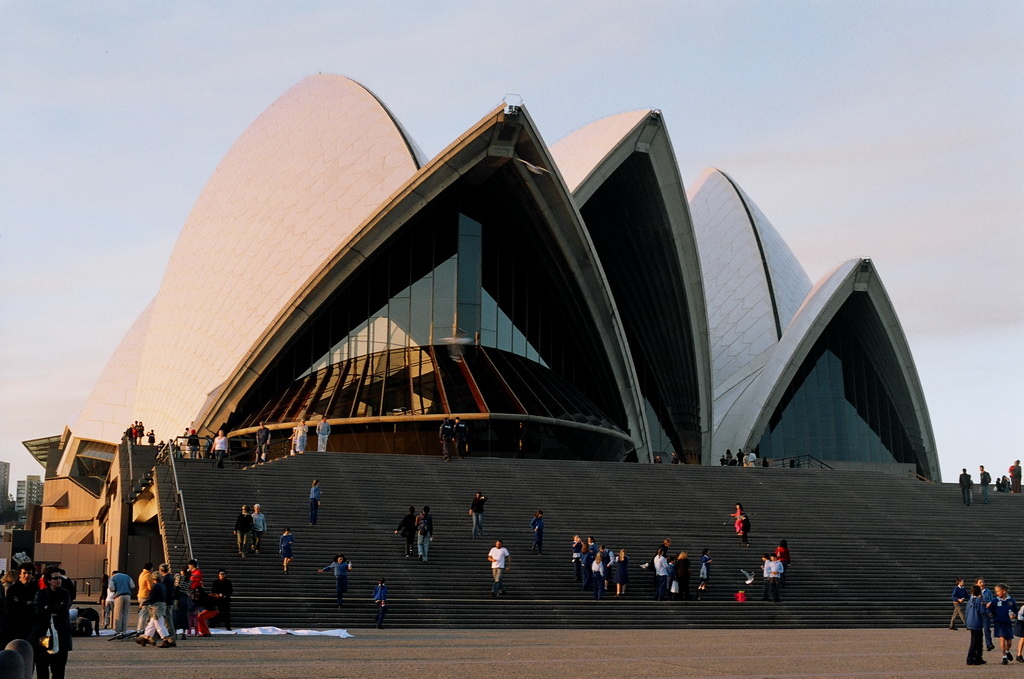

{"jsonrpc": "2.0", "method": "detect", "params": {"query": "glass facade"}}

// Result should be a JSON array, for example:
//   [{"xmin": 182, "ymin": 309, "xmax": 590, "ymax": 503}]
[
  {"xmin": 755, "ymin": 294, "xmax": 927, "ymax": 476},
  {"xmin": 229, "ymin": 169, "xmax": 632, "ymax": 460}
]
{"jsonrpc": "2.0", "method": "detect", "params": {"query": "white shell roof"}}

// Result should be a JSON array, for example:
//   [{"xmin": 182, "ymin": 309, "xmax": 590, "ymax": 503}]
[
  {"xmin": 71, "ymin": 75, "xmax": 420, "ymax": 445},
  {"xmin": 65, "ymin": 302, "xmax": 153, "ymax": 462},
  {"xmin": 549, "ymin": 110, "xmax": 652, "ymax": 194}
]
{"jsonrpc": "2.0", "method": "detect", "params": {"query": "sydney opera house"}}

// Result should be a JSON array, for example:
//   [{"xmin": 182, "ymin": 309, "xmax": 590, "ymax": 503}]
[{"xmin": 26, "ymin": 75, "xmax": 938, "ymax": 552}]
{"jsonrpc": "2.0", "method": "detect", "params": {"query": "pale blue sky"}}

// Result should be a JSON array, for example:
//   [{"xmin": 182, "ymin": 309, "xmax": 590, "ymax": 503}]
[{"xmin": 1, "ymin": 1, "xmax": 1021, "ymax": 488}]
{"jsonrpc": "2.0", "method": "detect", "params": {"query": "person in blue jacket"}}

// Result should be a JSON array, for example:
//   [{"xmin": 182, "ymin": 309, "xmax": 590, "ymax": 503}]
[
  {"xmin": 318, "ymin": 555, "xmax": 351, "ymax": 608},
  {"xmin": 987, "ymin": 583, "xmax": 1018, "ymax": 665},
  {"xmin": 965, "ymin": 584, "xmax": 987, "ymax": 665},
  {"xmin": 530, "ymin": 511, "xmax": 544, "ymax": 554},
  {"xmin": 976, "ymin": 578, "xmax": 996, "ymax": 650},
  {"xmin": 950, "ymin": 577, "xmax": 967, "ymax": 630},
  {"xmin": 373, "ymin": 578, "xmax": 388, "ymax": 629}
]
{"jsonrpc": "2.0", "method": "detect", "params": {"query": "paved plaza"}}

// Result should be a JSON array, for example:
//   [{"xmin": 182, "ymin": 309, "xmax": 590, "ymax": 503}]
[{"xmin": 62, "ymin": 628, "xmax": 1008, "ymax": 678}]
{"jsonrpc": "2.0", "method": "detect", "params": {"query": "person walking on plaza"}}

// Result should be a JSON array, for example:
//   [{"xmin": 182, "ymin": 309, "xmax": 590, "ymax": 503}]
[
  {"xmin": 965, "ymin": 584, "xmax": 987, "ymax": 665},
  {"xmin": 979, "ymin": 465, "xmax": 991, "ymax": 504},
  {"xmin": 987, "ymin": 583, "xmax": 1017, "ymax": 664},
  {"xmin": 530, "ymin": 510, "xmax": 544, "ymax": 554},
  {"xmin": 950, "ymin": 577, "xmax": 967, "ymax": 630},
  {"xmin": 469, "ymin": 491, "xmax": 487, "ymax": 538},
  {"xmin": 1011, "ymin": 460, "xmax": 1021, "ymax": 494},
  {"xmin": 251, "ymin": 504, "xmax": 267, "ymax": 554},
  {"xmin": 107, "ymin": 568, "xmax": 135, "ymax": 634},
  {"xmin": 394, "ymin": 506, "xmax": 417, "ymax": 558},
  {"xmin": 488, "ymin": 539, "xmax": 510, "ymax": 597},
  {"xmin": 373, "ymin": 578, "xmax": 388, "ymax": 629},
  {"xmin": 318, "ymin": 555, "xmax": 351, "ymax": 608},
  {"xmin": 6, "ymin": 563, "xmax": 40, "ymax": 643},
  {"xmin": 136, "ymin": 567, "xmax": 172, "ymax": 647},
  {"xmin": 316, "ymin": 416, "xmax": 331, "ymax": 452},
  {"xmin": 210, "ymin": 570, "xmax": 233, "ymax": 630},
  {"xmin": 280, "ymin": 528, "xmax": 295, "ymax": 573},
  {"xmin": 416, "ymin": 506, "xmax": 433, "ymax": 562},
  {"xmin": 255, "ymin": 422, "xmax": 270, "ymax": 463},
  {"xmin": 958, "ymin": 468, "xmax": 973, "ymax": 506},
  {"xmin": 291, "ymin": 419, "xmax": 308, "ymax": 455},
  {"xmin": 309, "ymin": 479, "xmax": 321, "ymax": 525},
  {"xmin": 977, "ymin": 578, "xmax": 996, "ymax": 650},
  {"xmin": 135, "ymin": 563, "xmax": 155, "ymax": 632},
  {"xmin": 33, "ymin": 568, "xmax": 73, "ymax": 677},
  {"xmin": 234, "ymin": 505, "xmax": 253, "ymax": 557}
]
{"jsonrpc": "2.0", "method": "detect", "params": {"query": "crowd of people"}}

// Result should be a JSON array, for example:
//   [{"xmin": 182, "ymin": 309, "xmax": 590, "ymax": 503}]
[
  {"xmin": 958, "ymin": 461, "xmax": 1022, "ymax": 505},
  {"xmin": 950, "ymin": 577, "xmax": 1023, "ymax": 665}
]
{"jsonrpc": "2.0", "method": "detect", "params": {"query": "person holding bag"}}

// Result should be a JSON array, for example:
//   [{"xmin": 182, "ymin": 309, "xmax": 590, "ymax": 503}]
[{"xmin": 33, "ymin": 568, "xmax": 73, "ymax": 679}]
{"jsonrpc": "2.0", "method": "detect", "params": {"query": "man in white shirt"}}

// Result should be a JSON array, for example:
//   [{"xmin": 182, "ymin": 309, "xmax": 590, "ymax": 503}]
[
  {"xmin": 487, "ymin": 540, "xmax": 510, "ymax": 597},
  {"xmin": 653, "ymin": 548, "xmax": 671, "ymax": 600}
]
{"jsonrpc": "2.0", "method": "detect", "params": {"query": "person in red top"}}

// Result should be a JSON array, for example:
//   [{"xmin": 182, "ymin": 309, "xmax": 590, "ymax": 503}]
[
  {"xmin": 774, "ymin": 540, "xmax": 791, "ymax": 587},
  {"xmin": 187, "ymin": 560, "xmax": 203, "ymax": 589}
]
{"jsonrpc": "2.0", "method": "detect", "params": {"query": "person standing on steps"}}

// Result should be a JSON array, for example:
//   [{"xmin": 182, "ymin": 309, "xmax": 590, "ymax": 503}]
[
  {"xmin": 316, "ymin": 416, "xmax": 331, "ymax": 452},
  {"xmin": 416, "ymin": 506, "xmax": 433, "ymax": 562},
  {"xmin": 438, "ymin": 417, "xmax": 455, "ymax": 461},
  {"xmin": 530, "ymin": 510, "xmax": 544, "ymax": 554},
  {"xmin": 979, "ymin": 466, "xmax": 991, "ymax": 504},
  {"xmin": 571, "ymin": 535, "xmax": 584, "ymax": 582},
  {"xmin": 255, "ymin": 422, "xmax": 270, "ymax": 463},
  {"xmin": 233, "ymin": 505, "xmax": 253, "ymax": 558},
  {"xmin": 309, "ymin": 480, "xmax": 321, "ymax": 525},
  {"xmin": 453, "ymin": 416, "xmax": 469, "ymax": 458},
  {"xmin": 213, "ymin": 429, "xmax": 229, "ymax": 467},
  {"xmin": 251, "ymin": 504, "xmax": 267, "ymax": 554},
  {"xmin": 318, "ymin": 555, "xmax": 351, "ymax": 608},
  {"xmin": 696, "ymin": 548, "xmax": 712, "ymax": 600},
  {"xmin": 291, "ymin": 418, "xmax": 308, "ymax": 455},
  {"xmin": 615, "ymin": 549, "xmax": 630, "ymax": 596},
  {"xmin": 1011, "ymin": 460, "xmax": 1021, "ymax": 494},
  {"xmin": 373, "ymin": 578, "xmax": 388, "ymax": 628},
  {"xmin": 950, "ymin": 577, "xmax": 968, "ymax": 630},
  {"xmin": 959, "ymin": 468, "xmax": 973, "ymax": 506},
  {"xmin": 488, "ymin": 539, "xmax": 510, "ymax": 597},
  {"xmin": 394, "ymin": 506, "xmax": 417, "ymax": 558},
  {"xmin": 470, "ymin": 491, "xmax": 487, "ymax": 538},
  {"xmin": 279, "ymin": 528, "xmax": 295, "ymax": 573},
  {"xmin": 731, "ymin": 503, "xmax": 751, "ymax": 547},
  {"xmin": 766, "ymin": 553, "xmax": 784, "ymax": 603}
]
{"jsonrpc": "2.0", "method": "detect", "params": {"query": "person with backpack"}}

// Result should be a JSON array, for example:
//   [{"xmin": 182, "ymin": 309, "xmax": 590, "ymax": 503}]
[
  {"xmin": 979, "ymin": 466, "xmax": 992, "ymax": 504},
  {"xmin": 416, "ymin": 507, "xmax": 433, "ymax": 562}
]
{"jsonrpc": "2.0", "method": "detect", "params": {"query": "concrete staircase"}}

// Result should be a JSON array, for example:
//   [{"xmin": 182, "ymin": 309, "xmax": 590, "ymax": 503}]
[{"xmin": 170, "ymin": 452, "xmax": 1023, "ymax": 629}]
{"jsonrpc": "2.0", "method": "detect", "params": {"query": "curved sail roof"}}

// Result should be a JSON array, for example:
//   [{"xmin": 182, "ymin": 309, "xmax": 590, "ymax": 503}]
[{"xmin": 70, "ymin": 75, "xmax": 421, "ymax": 445}]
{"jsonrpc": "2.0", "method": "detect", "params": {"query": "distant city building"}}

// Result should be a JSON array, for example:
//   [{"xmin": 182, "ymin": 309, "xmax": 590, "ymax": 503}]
[
  {"xmin": 15, "ymin": 475, "xmax": 43, "ymax": 514},
  {"xmin": 0, "ymin": 460, "xmax": 9, "ymax": 505}
]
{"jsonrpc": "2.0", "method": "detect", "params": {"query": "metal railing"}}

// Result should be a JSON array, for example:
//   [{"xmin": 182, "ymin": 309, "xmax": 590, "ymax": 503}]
[{"xmin": 156, "ymin": 440, "xmax": 193, "ymax": 568}]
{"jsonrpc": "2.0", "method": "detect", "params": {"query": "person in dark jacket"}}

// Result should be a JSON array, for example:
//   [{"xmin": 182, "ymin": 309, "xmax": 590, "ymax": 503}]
[
  {"xmin": 965, "ymin": 585, "xmax": 987, "ymax": 665},
  {"xmin": 33, "ymin": 568, "xmax": 73, "ymax": 679},
  {"xmin": 210, "ymin": 570, "xmax": 233, "ymax": 630},
  {"xmin": 234, "ymin": 505, "xmax": 254, "ymax": 557},
  {"xmin": 394, "ymin": 506, "xmax": 417, "ymax": 558},
  {"xmin": 6, "ymin": 564, "xmax": 38, "ymax": 644}
]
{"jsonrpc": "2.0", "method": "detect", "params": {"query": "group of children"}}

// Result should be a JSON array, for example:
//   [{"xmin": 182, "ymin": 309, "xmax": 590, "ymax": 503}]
[{"xmin": 951, "ymin": 577, "xmax": 1022, "ymax": 666}]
